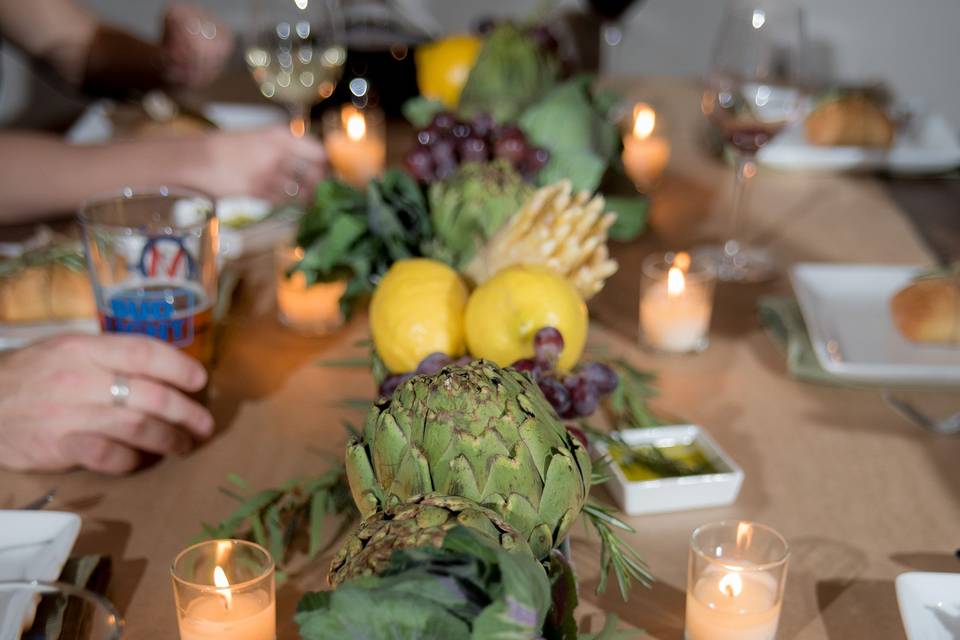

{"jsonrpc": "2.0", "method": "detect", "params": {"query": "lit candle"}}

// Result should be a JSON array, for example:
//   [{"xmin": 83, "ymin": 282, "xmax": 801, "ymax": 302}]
[
  {"xmin": 177, "ymin": 566, "xmax": 276, "ymax": 640},
  {"xmin": 685, "ymin": 522, "xmax": 789, "ymax": 640},
  {"xmin": 622, "ymin": 103, "xmax": 671, "ymax": 191},
  {"xmin": 685, "ymin": 568, "xmax": 782, "ymax": 640},
  {"xmin": 276, "ymin": 246, "xmax": 346, "ymax": 335},
  {"xmin": 324, "ymin": 105, "xmax": 386, "ymax": 188},
  {"xmin": 172, "ymin": 540, "xmax": 276, "ymax": 640},
  {"xmin": 639, "ymin": 251, "xmax": 715, "ymax": 353}
]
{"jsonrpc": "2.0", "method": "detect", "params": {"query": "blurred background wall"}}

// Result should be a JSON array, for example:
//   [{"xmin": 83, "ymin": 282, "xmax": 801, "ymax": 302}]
[{"xmin": 2, "ymin": 0, "xmax": 959, "ymax": 128}]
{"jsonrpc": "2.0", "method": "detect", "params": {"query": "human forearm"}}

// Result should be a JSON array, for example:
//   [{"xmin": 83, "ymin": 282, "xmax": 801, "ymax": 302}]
[{"xmin": 0, "ymin": 133, "xmax": 210, "ymax": 223}]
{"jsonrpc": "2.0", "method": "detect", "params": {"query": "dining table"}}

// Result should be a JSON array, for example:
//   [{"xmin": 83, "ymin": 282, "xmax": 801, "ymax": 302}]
[{"xmin": 2, "ymin": 76, "xmax": 959, "ymax": 640}]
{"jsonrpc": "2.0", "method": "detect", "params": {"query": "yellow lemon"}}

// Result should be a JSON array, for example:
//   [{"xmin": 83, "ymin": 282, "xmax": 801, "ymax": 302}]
[
  {"xmin": 465, "ymin": 265, "xmax": 588, "ymax": 371},
  {"xmin": 415, "ymin": 35, "xmax": 482, "ymax": 109},
  {"xmin": 370, "ymin": 258, "xmax": 469, "ymax": 373}
]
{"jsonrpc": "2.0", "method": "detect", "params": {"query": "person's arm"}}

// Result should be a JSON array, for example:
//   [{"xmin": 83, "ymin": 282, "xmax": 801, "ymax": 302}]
[
  {"xmin": 0, "ymin": 0, "xmax": 233, "ymax": 96},
  {"xmin": 0, "ymin": 0, "xmax": 98, "ymax": 84},
  {"xmin": 0, "ymin": 128, "xmax": 326, "ymax": 223}
]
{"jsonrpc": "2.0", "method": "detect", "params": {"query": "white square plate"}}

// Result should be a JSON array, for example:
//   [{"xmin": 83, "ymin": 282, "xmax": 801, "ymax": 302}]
[
  {"xmin": 0, "ymin": 511, "xmax": 81, "ymax": 639},
  {"xmin": 596, "ymin": 425, "xmax": 744, "ymax": 516},
  {"xmin": 896, "ymin": 572, "xmax": 960, "ymax": 640},
  {"xmin": 790, "ymin": 263, "xmax": 960, "ymax": 385}
]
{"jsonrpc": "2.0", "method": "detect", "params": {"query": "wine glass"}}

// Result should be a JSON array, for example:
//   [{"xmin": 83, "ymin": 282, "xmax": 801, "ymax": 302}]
[
  {"xmin": 0, "ymin": 580, "xmax": 123, "ymax": 639},
  {"xmin": 697, "ymin": 0, "xmax": 807, "ymax": 282},
  {"xmin": 244, "ymin": 0, "xmax": 346, "ymax": 137}
]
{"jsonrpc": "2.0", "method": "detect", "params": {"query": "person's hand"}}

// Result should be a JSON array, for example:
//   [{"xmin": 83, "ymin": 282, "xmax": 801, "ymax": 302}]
[
  {"xmin": 190, "ymin": 126, "xmax": 327, "ymax": 201},
  {"xmin": 162, "ymin": 4, "xmax": 234, "ymax": 88},
  {"xmin": 0, "ymin": 334, "xmax": 213, "ymax": 474}
]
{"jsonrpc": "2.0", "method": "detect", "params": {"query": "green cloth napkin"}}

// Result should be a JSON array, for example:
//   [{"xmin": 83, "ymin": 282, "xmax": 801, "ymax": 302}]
[
  {"xmin": 23, "ymin": 555, "xmax": 112, "ymax": 640},
  {"xmin": 757, "ymin": 296, "xmax": 856, "ymax": 385}
]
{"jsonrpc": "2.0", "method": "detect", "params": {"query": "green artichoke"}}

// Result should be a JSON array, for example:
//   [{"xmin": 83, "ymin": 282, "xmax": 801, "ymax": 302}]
[
  {"xmin": 345, "ymin": 360, "xmax": 592, "ymax": 558},
  {"xmin": 428, "ymin": 160, "xmax": 533, "ymax": 270},
  {"xmin": 327, "ymin": 494, "xmax": 526, "ymax": 587}
]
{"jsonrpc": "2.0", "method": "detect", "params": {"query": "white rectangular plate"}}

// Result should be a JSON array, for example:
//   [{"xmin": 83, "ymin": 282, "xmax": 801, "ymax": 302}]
[
  {"xmin": 758, "ymin": 112, "xmax": 960, "ymax": 174},
  {"xmin": 896, "ymin": 572, "xmax": 960, "ymax": 640},
  {"xmin": 0, "ymin": 511, "xmax": 81, "ymax": 639},
  {"xmin": 596, "ymin": 425, "xmax": 744, "ymax": 516},
  {"xmin": 790, "ymin": 263, "xmax": 960, "ymax": 385}
]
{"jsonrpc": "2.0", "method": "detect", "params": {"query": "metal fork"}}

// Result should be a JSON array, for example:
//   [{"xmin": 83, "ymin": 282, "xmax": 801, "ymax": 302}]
[
  {"xmin": 19, "ymin": 487, "xmax": 57, "ymax": 510},
  {"xmin": 882, "ymin": 392, "xmax": 960, "ymax": 435}
]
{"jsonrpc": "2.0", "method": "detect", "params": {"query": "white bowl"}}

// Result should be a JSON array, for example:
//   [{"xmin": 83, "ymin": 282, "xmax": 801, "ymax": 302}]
[{"xmin": 595, "ymin": 425, "xmax": 744, "ymax": 516}]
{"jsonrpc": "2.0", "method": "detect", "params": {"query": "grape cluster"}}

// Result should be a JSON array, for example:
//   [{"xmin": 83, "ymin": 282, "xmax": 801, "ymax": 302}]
[
  {"xmin": 403, "ymin": 112, "xmax": 550, "ymax": 183},
  {"xmin": 510, "ymin": 327, "xmax": 619, "ymax": 420}
]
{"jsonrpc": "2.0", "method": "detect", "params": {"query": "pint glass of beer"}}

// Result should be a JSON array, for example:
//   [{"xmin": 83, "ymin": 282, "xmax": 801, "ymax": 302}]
[{"xmin": 79, "ymin": 187, "xmax": 218, "ymax": 366}]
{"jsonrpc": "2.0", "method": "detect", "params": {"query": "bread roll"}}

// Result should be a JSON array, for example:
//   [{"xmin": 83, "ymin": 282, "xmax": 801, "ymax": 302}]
[
  {"xmin": 805, "ymin": 95, "xmax": 895, "ymax": 148},
  {"xmin": 0, "ymin": 264, "xmax": 96, "ymax": 323},
  {"xmin": 890, "ymin": 276, "xmax": 960, "ymax": 345}
]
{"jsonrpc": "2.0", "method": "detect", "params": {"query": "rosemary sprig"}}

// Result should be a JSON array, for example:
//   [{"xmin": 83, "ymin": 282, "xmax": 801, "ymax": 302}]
[
  {"xmin": 605, "ymin": 358, "xmax": 665, "ymax": 430},
  {"xmin": 200, "ymin": 464, "xmax": 358, "ymax": 581},
  {"xmin": 582, "ymin": 500, "xmax": 653, "ymax": 599}
]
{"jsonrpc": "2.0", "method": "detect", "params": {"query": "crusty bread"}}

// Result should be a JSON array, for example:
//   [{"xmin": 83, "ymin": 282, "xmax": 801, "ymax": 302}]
[
  {"xmin": 805, "ymin": 95, "xmax": 895, "ymax": 148},
  {"xmin": 0, "ymin": 264, "xmax": 96, "ymax": 323},
  {"xmin": 890, "ymin": 276, "xmax": 960, "ymax": 346}
]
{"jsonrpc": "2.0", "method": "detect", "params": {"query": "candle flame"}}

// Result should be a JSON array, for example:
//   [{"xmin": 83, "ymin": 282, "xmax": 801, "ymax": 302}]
[
  {"xmin": 346, "ymin": 111, "xmax": 367, "ymax": 141},
  {"xmin": 719, "ymin": 572, "xmax": 743, "ymax": 598},
  {"xmin": 667, "ymin": 266, "xmax": 686, "ymax": 297},
  {"xmin": 736, "ymin": 521, "xmax": 754, "ymax": 550},
  {"xmin": 632, "ymin": 103, "xmax": 656, "ymax": 140},
  {"xmin": 214, "ymin": 566, "xmax": 232, "ymax": 609},
  {"xmin": 673, "ymin": 251, "xmax": 691, "ymax": 272}
]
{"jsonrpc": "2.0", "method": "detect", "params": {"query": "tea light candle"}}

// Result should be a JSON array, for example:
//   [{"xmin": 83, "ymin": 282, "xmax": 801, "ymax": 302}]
[
  {"xmin": 172, "ymin": 540, "xmax": 276, "ymax": 640},
  {"xmin": 685, "ymin": 521, "xmax": 789, "ymax": 640},
  {"xmin": 324, "ymin": 105, "xmax": 386, "ymax": 188},
  {"xmin": 685, "ymin": 568, "xmax": 782, "ymax": 640},
  {"xmin": 622, "ymin": 103, "xmax": 671, "ymax": 191},
  {"xmin": 639, "ymin": 252, "xmax": 715, "ymax": 353},
  {"xmin": 276, "ymin": 246, "xmax": 346, "ymax": 335},
  {"xmin": 178, "ymin": 567, "xmax": 276, "ymax": 640}
]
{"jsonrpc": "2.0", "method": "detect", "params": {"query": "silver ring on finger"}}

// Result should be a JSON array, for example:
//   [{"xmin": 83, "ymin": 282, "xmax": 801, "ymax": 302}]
[{"xmin": 110, "ymin": 374, "xmax": 131, "ymax": 407}]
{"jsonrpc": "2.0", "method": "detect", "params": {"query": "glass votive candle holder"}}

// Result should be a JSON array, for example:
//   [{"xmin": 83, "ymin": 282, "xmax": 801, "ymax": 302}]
[
  {"xmin": 639, "ymin": 251, "xmax": 716, "ymax": 354},
  {"xmin": 621, "ymin": 101, "xmax": 671, "ymax": 192},
  {"xmin": 685, "ymin": 521, "xmax": 790, "ymax": 640},
  {"xmin": 276, "ymin": 246, "xmax": 347, "ymax": 336},
  {"xmin": 322, "ymin": 104, "xmax": 386, "ymax": 188},
  {"xmin": 171, "ymin": 539, "xmax": 275, "ymax": 640}
]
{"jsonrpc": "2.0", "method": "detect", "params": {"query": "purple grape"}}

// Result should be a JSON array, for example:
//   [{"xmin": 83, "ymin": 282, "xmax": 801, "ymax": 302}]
[
  {"xmin": 569, "ymin": 377, "xmax": 600, "ymax": 417},
  {"xmin": 458, "ymin": 136, "xmax": 489, "ymax": 163},
  {"xmin": 567, "ymin": 425, "xmax": 589, "ymax": 449},
  {"xmin": 431, "ymin": 138, "xmax": 457, "ymax": 166},
  {"xmin": 580, "ymin": 362, "xmax": 619, "ymax": 394},
  {"xmin": 379, "ymin": 373, "xmax": 412, "ymax": 397},
  {"xmin": 472, "ymin": 112, "xmax": 496, "ymax": 138},
  {"xmin": 520, "ymin": 146, "xmax": 551, "ymax": 177},
  {"xmin": 538, "ymin": 376, "xmax": 572, "ymax": 416},
  {"xmin": 494, "ymin": 124, "xmax": 525, "ymax": 141},
  {"xmin": 454, "ymin": 355, "xmax": 473, "ymax": 366},
  {"xmin": 451, "ymin": 121, "xmax": 473, "ymax": 139},
  {"xmin": 533, "ymin": 327, "xmax": 564, "ymax": 363},
  {"xmin": 416, "ymin": 352, "xmax": 452, "ymax": 375},
  {"xmin": 430, "ymin": 112, "xmax": 457, "ymax": 132},
  {"xmin": 510, "ymin": 357, "xmax": 540, "ymax": 379},
  {"xmin": 416, "ymin": 128, "xmax": 438, "ymax": 146},
  {"xmin": 494, "ymin": 137, "xmax": 527, "ymax": 168},
  {"xmin": 403, "ymin": 147, "xmax": 435, "ymax": 182}
]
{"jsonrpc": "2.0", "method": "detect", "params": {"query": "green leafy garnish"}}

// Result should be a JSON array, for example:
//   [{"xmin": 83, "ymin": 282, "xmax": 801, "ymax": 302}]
[
  {"xmin": 518, "ymin": 76, "xmax": 621, "ymax": 193},
  {"xmin": 294, "ymin": 170, "xmax": 434, "ymax": 316},
  {"xmin": 582, "ymin": 501, "xmax": 653, "ymax": 600},
  {"xmin": 296, "ymin": 527, "xmax": 552, "ymax": 640},
  {"xmin": 605, "ymin": 196, "xmax": 650, "ymax": 242}
]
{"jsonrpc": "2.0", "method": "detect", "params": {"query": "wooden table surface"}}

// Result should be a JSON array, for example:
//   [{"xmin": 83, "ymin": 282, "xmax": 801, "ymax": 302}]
[{"xmin": 3, "ymin": 78, "xmax": 960, "ymax": 640}]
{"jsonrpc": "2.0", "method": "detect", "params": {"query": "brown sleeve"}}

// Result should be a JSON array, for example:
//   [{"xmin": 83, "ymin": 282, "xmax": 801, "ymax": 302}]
[{"xmin": 80, "ymin": 24, "xmax": 168, "ymax": 98}]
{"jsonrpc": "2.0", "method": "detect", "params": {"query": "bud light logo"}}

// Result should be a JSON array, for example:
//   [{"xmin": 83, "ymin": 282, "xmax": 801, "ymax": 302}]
[{"xmin": 104, "ymin": 287, "xmax": 196, "ymax": 347}]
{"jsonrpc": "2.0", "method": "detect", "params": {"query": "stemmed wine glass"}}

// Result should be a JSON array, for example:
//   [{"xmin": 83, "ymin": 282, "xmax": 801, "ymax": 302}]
[
  {"xmin": 244, "ymin": 0, "xmax": 346, "ymax": 138},
  {"xmin": 697, "ymin": 0, "xmax": 807, "ymax": 282}
]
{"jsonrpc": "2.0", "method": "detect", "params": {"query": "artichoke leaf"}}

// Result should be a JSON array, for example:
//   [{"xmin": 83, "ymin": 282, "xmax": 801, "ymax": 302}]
[
  {"xmin": 371, "ymin": 413, "xmax": 409, "ymax": 490},
  {"xmin": 345, "ymin": 441, "xmax": 380, "ymax": 519}
]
